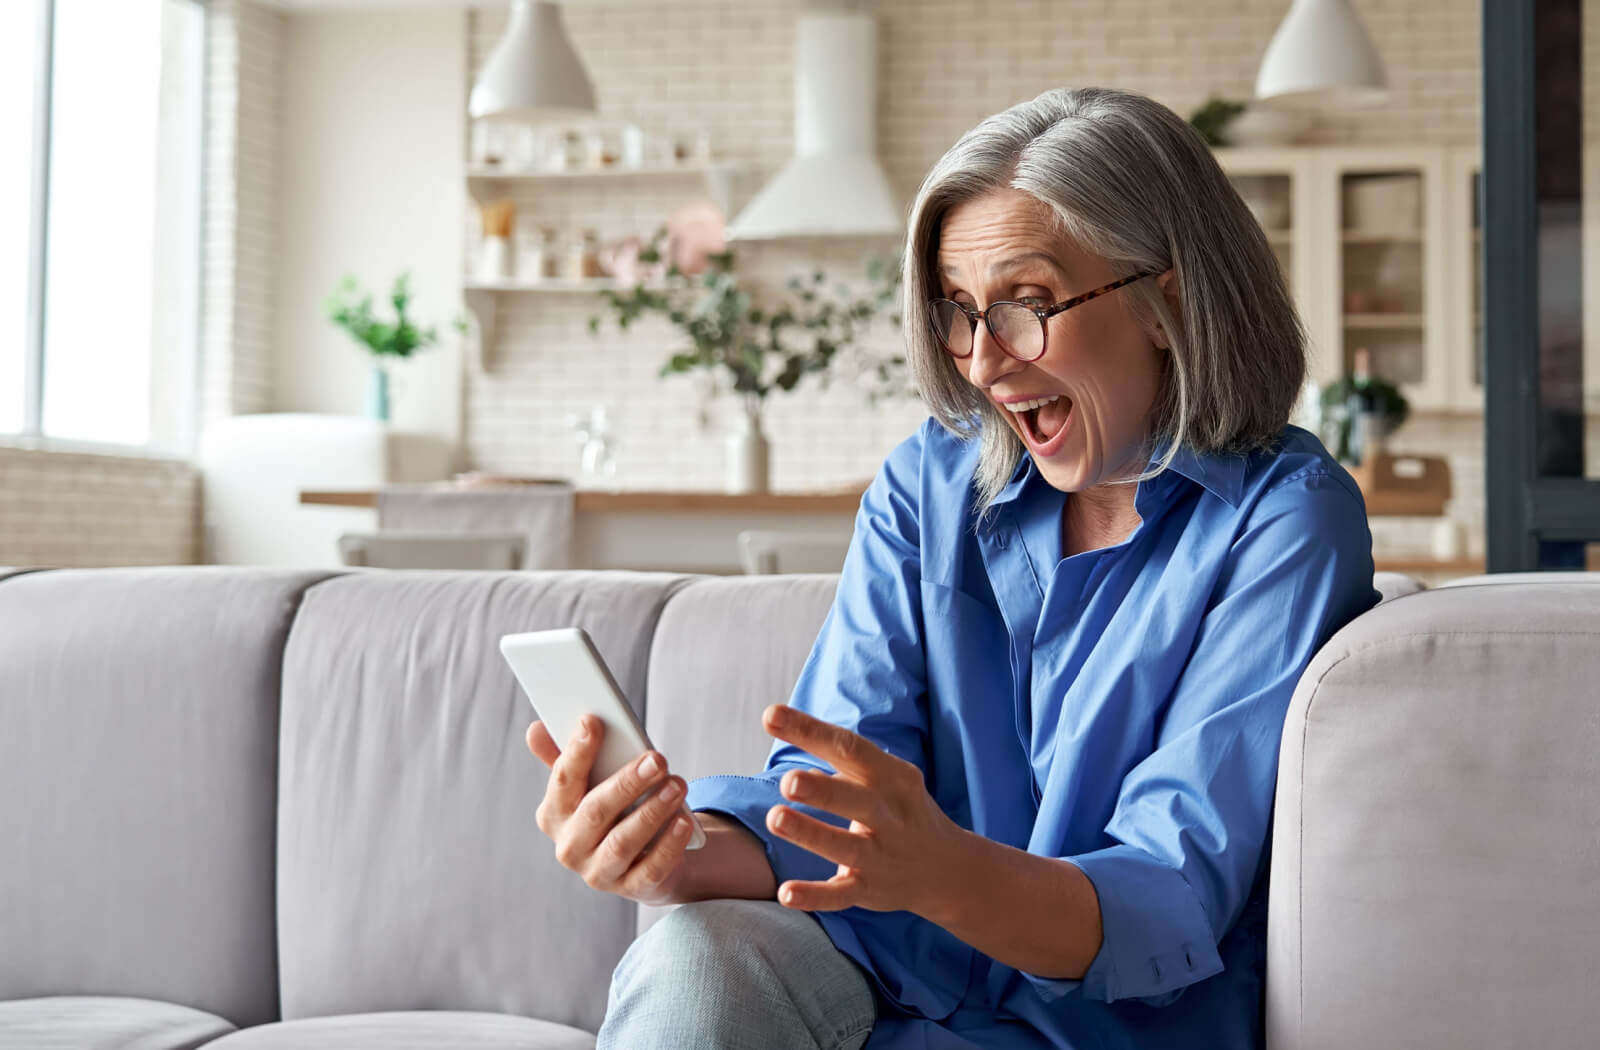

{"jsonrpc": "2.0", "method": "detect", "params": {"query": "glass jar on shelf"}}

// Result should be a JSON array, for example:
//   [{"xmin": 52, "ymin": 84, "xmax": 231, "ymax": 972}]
[
  {"xmin": 564, "ymin": 229, "xmax": 603, "ymax": 281},
  {"xmin": 515, "ymin": 224, "xmax": 551, "ymax": 284}
]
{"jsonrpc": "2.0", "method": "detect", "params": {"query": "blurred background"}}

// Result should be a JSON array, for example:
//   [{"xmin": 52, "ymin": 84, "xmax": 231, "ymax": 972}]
[{"xmin": 2, "ymin": 0, "xmax": 1596, "ymax": 580}]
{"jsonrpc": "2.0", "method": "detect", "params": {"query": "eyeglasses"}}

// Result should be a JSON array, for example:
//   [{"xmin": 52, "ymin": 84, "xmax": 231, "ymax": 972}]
[{"xmin": 928, "ymin": 271, "xmax": 1159, "ymax": 362}]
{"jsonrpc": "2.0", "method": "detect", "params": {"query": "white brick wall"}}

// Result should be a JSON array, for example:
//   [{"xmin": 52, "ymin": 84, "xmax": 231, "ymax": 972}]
[
  {"xmin": 461, "ymin": 0, "xmax": 1487, "ymax": 497},
  {"xmin": 201, "ymin": 0, "xmax": 283, "ymax": 425},
  {"xmin": 0, "ymin": 447, "xmax": 200, "ymax": 568}
]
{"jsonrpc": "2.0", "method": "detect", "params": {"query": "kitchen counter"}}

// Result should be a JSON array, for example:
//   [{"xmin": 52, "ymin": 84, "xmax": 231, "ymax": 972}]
[
  {"xmin": 300, "ymin": 488, "xmax": 865, "ymax": 514},
  {"xmin": 302, "ymin": 486, "xmax": 863, "ymax": 573},
  {"xmin": 299, "ymin": 485, "xmax": 1520, "ymax": 580}
]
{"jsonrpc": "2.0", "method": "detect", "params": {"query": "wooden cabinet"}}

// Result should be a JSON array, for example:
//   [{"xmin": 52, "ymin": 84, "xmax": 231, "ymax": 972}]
[{"xmin": 1219, "ymin": 146, "xmax": 1474, "ymax": 413}]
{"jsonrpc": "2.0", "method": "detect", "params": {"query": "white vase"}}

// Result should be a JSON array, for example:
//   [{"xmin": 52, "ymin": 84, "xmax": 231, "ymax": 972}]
[
  {"xmin": 725, "ymin": 396, "xmax": 770, "ymax": 494},
  {"xmin": 479, "ymin": 235, "xmax": 513, "ymax": 281}
]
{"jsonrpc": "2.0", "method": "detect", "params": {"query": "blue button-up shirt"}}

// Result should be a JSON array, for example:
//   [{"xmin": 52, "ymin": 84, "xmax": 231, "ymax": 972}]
[{"xmin": 686, "ymin": 418, "xmax": 1378, "ymax": 1049}]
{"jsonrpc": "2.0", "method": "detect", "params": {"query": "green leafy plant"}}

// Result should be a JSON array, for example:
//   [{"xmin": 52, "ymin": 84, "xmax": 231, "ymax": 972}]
[
  {"xmin": 589, "ymin": 233, "xmax": 898, "ymax": 404},
  {"xmin": 1188, "ymin": 96, "xmax": 1247, "ymax": 147},
  {"xmin": 1320, "ymin": 373, "xmax": 1410, "ymax": 462},
  {"xmin": 324, "ymin": 272, "xmax": 468, "ymax": 359}
]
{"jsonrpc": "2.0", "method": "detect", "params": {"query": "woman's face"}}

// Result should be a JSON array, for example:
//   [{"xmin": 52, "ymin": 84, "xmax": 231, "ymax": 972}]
[{"xmin": 936, "ymin": 187, "xmax": 1170, "ymax": 494}]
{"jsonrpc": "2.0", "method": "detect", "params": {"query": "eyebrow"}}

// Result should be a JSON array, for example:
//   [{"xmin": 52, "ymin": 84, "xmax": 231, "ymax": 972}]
[{"xmin": 938, "ymin": 252, "xmax": 1067, "ymax": 281}]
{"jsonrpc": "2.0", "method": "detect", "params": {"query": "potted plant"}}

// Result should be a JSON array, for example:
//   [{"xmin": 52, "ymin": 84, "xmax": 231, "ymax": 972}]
[
  {"xmin": 324, "ymin": 272, "xmax": 468, "ymax": 422},
  {"xmin": 590, "ymin": 238, "xmax": 895, "ymax": 492}
]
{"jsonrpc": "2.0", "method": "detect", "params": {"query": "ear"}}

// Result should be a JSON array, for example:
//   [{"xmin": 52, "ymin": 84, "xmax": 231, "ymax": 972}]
[{"xmin": 1151, "ymin": 267, "xmax": 1180, "ymax": 349}]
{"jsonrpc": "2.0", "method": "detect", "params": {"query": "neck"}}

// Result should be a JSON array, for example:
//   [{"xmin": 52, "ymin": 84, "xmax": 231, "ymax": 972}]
[{"xmin": 1062, "ymin": 481, "xmax": 1142, "ymax": 557}]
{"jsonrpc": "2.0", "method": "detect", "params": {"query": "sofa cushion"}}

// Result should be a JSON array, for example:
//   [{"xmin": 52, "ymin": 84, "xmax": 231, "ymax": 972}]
[
  {"xmin": 0, "ymin": 567, "xmax": 336, "ymax": 1029},
  {"xmin": 1266, "ymin": 580, "xmax": 1600, "ymax": 1048},
  {"xmin": 1436, "ymin": 570, "xmax": 1600, "ymax": 588},
  {"xmin": 639, "ymin": 574, "xmax": 840, "ymax": 934},
  {"xmin": 201, "ymin": 1011, "xmax": 593, "ymax": 1049},
  {"xmin": 0, "ymin": 996, "xmax": 235, "ymax": 1050},
  {"xmin": 1372, "ymin": 570, "xmax": 1425, "ymax": 602},
  {"xmin": 274, "ymin": 570, "xmax": 691, "ymax": 1035},
  {"xmin": 645, "ymin": 574, "xmax": 840, "ymax": 782}
]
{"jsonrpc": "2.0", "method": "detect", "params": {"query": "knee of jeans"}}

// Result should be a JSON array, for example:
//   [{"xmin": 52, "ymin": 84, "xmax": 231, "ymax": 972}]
[{"xmin": 612, "ymin": 899, "xmax": 777, "ymax": 994}]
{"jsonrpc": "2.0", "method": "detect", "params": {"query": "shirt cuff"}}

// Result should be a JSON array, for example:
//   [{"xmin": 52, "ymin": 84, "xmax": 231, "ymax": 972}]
[
  {"xmin": 684, "ymin": 770, "xmax": 846, "ymax": 888},
  {"xmin": 1029, "ymin": 844, "xmax": 1225, "ymax": 1005}
]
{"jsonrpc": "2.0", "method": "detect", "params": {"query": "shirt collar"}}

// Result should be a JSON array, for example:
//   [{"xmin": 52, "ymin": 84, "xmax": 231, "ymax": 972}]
[
  {"xmin": 986, "ymin": 440, "xmax": 1246, "ymax": 509},
  {"xmin": 1154, "ymin": 441, "xmax": 1246, "ymax": 507}
]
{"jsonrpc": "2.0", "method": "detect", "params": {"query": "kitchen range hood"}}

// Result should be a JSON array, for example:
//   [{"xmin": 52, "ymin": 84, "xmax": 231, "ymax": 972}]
[{"xmin": 725, "ymin": 9, "xmax": 901, "ymax": 241}]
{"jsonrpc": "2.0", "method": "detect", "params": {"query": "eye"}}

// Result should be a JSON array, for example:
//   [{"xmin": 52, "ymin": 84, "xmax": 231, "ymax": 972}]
[{"xmin": 1016, "ymin": 295, "xmax": 1050, "ymax": 308}]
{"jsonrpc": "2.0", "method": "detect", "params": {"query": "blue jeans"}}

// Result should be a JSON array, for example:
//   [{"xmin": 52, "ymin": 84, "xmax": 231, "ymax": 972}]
[{"xmin": 598, "ymin": 899, "xmax": 878, "ymax": 1049}]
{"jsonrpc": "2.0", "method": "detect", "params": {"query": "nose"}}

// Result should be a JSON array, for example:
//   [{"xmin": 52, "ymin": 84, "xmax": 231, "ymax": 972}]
[{"xmin": 963, "ymin": 315, "xmax": 1025, "ymax": 390}]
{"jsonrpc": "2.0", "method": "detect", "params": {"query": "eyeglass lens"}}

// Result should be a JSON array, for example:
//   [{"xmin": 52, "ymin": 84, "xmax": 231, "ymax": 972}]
[{"xmin": 929, "ymin": 300, "xmax": 1045, "ymax": 360}]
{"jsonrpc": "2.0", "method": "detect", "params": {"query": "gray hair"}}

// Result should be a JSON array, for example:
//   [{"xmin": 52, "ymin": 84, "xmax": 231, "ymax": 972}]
[{"xmin": 902, "ymin": 87, "xmax": 1307, "ymax": 509}]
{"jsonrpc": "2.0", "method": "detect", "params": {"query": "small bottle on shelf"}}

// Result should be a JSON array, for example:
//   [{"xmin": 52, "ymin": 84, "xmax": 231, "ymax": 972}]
[
  {"xmin": 564, "ymin": 229, "xmax": 602, "ymax": 281},
  {"xmin": 1345, "ymin": 348, "xmax": 1382, "ymax": 466}
]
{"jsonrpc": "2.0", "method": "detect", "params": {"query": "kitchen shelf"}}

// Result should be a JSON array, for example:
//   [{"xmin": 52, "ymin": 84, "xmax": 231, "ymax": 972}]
[
  {"xmin": 462, "ymin": 158, "xmax": 743, "ymax": 369},
  {"xmin": 467, "ymin": 161, "xmax": 738, "ymax": 180},
  {"xmin": 1344, "ymin": 313, "xmax": 1425, "ymax": 329},
  {"xmin": 464, "ymin": 277, "xmax": 662, "ymax": 293},
  {"xmin": 1341, "ymin": 230, "xmax": 1424, "ymax": 244}
]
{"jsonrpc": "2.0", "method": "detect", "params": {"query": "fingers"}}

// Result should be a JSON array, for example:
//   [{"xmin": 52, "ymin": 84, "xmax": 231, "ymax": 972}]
[
  {"xmin": 562, "ymin": 748, "xmax": 670, "ymax": 864},
  {"xmin": 777, "ymin": 874, "xmax": 861, "ymax": 912},
  {"xmin": 539, "ymin": 716, "xmax": 604, "ymax": 839},
  {"xmin": 526, "ymin": 721, "xmax": 560, "ymax": 767},
  {"xmin": 766, "ymin": 804, "xmax": 866, "ymax": 869},
  {"xmin": 616, "ymin": 811, "xmax": 696, "ymax": 900},
  {"xmin": 779, "ymin": 768, "xmax": 881, "ymax": 826},
  {"xmin": 763, "ymin": 705, "xmax": 886, "ymax": 780},
  {"xmin": 589, "ymin": 774, "xmax": 688, "ymax": 886}
]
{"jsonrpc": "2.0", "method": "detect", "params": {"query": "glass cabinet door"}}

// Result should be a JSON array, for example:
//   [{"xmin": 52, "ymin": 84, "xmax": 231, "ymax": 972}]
[
  {"xmin": 1216, "ymin": 149, "xmax": 1326, "ymax": 383},
  {"xmin": 1323, "ymin": 150, "xmax": 1451, "ymax": 410}
]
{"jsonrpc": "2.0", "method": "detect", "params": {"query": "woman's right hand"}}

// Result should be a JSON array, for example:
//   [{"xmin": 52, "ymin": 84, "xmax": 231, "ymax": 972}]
[{"xmin": 526, "ymin": 715, "xmax": 697, "ymax": 906}]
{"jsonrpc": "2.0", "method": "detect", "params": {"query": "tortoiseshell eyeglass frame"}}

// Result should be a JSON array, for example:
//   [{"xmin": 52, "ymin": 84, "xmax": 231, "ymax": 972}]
[{"xmin": 928, "ymin": 270, "xmax": 1161, "ymax": 362}]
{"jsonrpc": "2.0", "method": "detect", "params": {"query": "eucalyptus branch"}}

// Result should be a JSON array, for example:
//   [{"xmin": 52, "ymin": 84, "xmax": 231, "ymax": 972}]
[{"xmin": 589, "ymin": 235, "xmax": 903, "ymax": 405}]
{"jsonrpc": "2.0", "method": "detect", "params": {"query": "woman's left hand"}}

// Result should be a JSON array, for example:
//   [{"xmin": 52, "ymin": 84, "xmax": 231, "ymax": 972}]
[{"xmin": 761, "ymin": 703, "xmax": 966, "ymax": 915}]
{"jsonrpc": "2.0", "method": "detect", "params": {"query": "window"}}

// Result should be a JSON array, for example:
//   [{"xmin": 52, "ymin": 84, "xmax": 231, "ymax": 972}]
[{"xmin": 4, "ymin": 0, "xmax": 205, "ymax": 452}]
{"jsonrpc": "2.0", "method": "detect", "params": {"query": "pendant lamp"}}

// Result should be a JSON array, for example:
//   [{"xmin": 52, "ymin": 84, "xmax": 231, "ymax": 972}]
[
  {"xmin": 469, "ymin": 0, "xmax": 597, "ymax": 122},
  {"xmin": 1256, "ymin": 0, "xmax": 1389, "ymax": 107}
]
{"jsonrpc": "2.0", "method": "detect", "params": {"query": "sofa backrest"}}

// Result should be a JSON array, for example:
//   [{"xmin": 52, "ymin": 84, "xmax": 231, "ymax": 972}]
[
  {"xmin": 0, "ymin": 567, "xmax": 335, "ymax": 1029},
  {"xmin": 640, "ymin": 574, "xmax": 841, "ymax": 932},
  {"xmin": 1266, "ymin": 577, "xmax": 1600, "ymax": 1048},
  {"xmin": 272, "ymin": 569, "xmax": 689, "ymax": 1035}
]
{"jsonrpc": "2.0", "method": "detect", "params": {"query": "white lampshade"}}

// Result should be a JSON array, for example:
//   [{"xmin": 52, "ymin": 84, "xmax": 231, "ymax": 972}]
[
  {"xmin": 1255, "ymin": 0, "xmax": 1389, "ymax": 107},
  {"xmin": 469, "ymin": 0, "xmax": 597, "ymax": 122}
]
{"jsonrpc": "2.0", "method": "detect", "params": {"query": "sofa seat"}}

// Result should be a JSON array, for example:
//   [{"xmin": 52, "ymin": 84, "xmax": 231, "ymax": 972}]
[
  {"xmin": 201, "ymin": 1011, "xmax": 594, "ymax": 1049},
  {"xmin": 0, "ymin": 995, "xmax": 236, "ymax": 1050}
]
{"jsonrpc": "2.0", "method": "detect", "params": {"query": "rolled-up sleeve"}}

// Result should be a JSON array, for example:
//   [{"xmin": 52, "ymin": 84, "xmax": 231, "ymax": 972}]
[
  {"xmin": 684, "ymin": 423, "xmax": 933, "ymax": 889},
  {"xmin": 1029, "ymin": 470, "xmax": 1378, "ymax": 1006}
]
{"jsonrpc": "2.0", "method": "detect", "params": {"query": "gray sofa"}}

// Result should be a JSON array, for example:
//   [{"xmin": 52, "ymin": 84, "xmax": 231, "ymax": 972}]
[{"xmin": 0, "ymin": 566, "xmax": 1595, "ymax": 1049}]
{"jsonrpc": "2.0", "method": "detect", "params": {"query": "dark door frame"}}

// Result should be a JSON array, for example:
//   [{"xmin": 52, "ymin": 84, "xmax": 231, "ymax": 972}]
[{"xmin": 1483, "ymin": 0, "xmax": 1600, "ymax": 570}]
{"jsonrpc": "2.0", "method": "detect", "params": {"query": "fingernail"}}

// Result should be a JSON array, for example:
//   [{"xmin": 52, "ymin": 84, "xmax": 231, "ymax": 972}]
[
  {"xmin": 637, "ymin": 753, "xmax": 661, "ymax": 778},
  {"xmin": 660, "ymin": 779, "xmax": 682, "ymax": 802},
  {"xmin": 673, "ymin": 816, "xmax": 691, "ymax": 835},
  {"xmin": 578, "ymin": 718, "xmax": 592, "ymax": 741}
]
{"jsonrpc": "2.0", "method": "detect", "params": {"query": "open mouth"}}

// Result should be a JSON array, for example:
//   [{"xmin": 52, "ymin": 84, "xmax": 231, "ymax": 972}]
[{"xmin": 1007, "ymin": 395, "xmax": 1074, "ymax": 453}]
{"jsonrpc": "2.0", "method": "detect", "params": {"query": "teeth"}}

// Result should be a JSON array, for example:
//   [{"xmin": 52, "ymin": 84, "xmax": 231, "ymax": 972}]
[{"xmin": 1003, "ymin": 395, "xmax": 1061, "ymax": 413}]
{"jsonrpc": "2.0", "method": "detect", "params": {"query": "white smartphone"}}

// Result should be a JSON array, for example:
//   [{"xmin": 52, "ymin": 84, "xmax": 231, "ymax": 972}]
[{"xmin": 500, "ymin": 626, "xmax": 707, "ymax": 850}]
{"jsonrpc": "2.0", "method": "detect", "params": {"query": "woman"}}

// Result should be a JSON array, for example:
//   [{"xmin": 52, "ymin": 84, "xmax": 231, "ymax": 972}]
[{"xmin": 527, "ymin": 87, "xmax": 1377, "ymax": 1049}]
